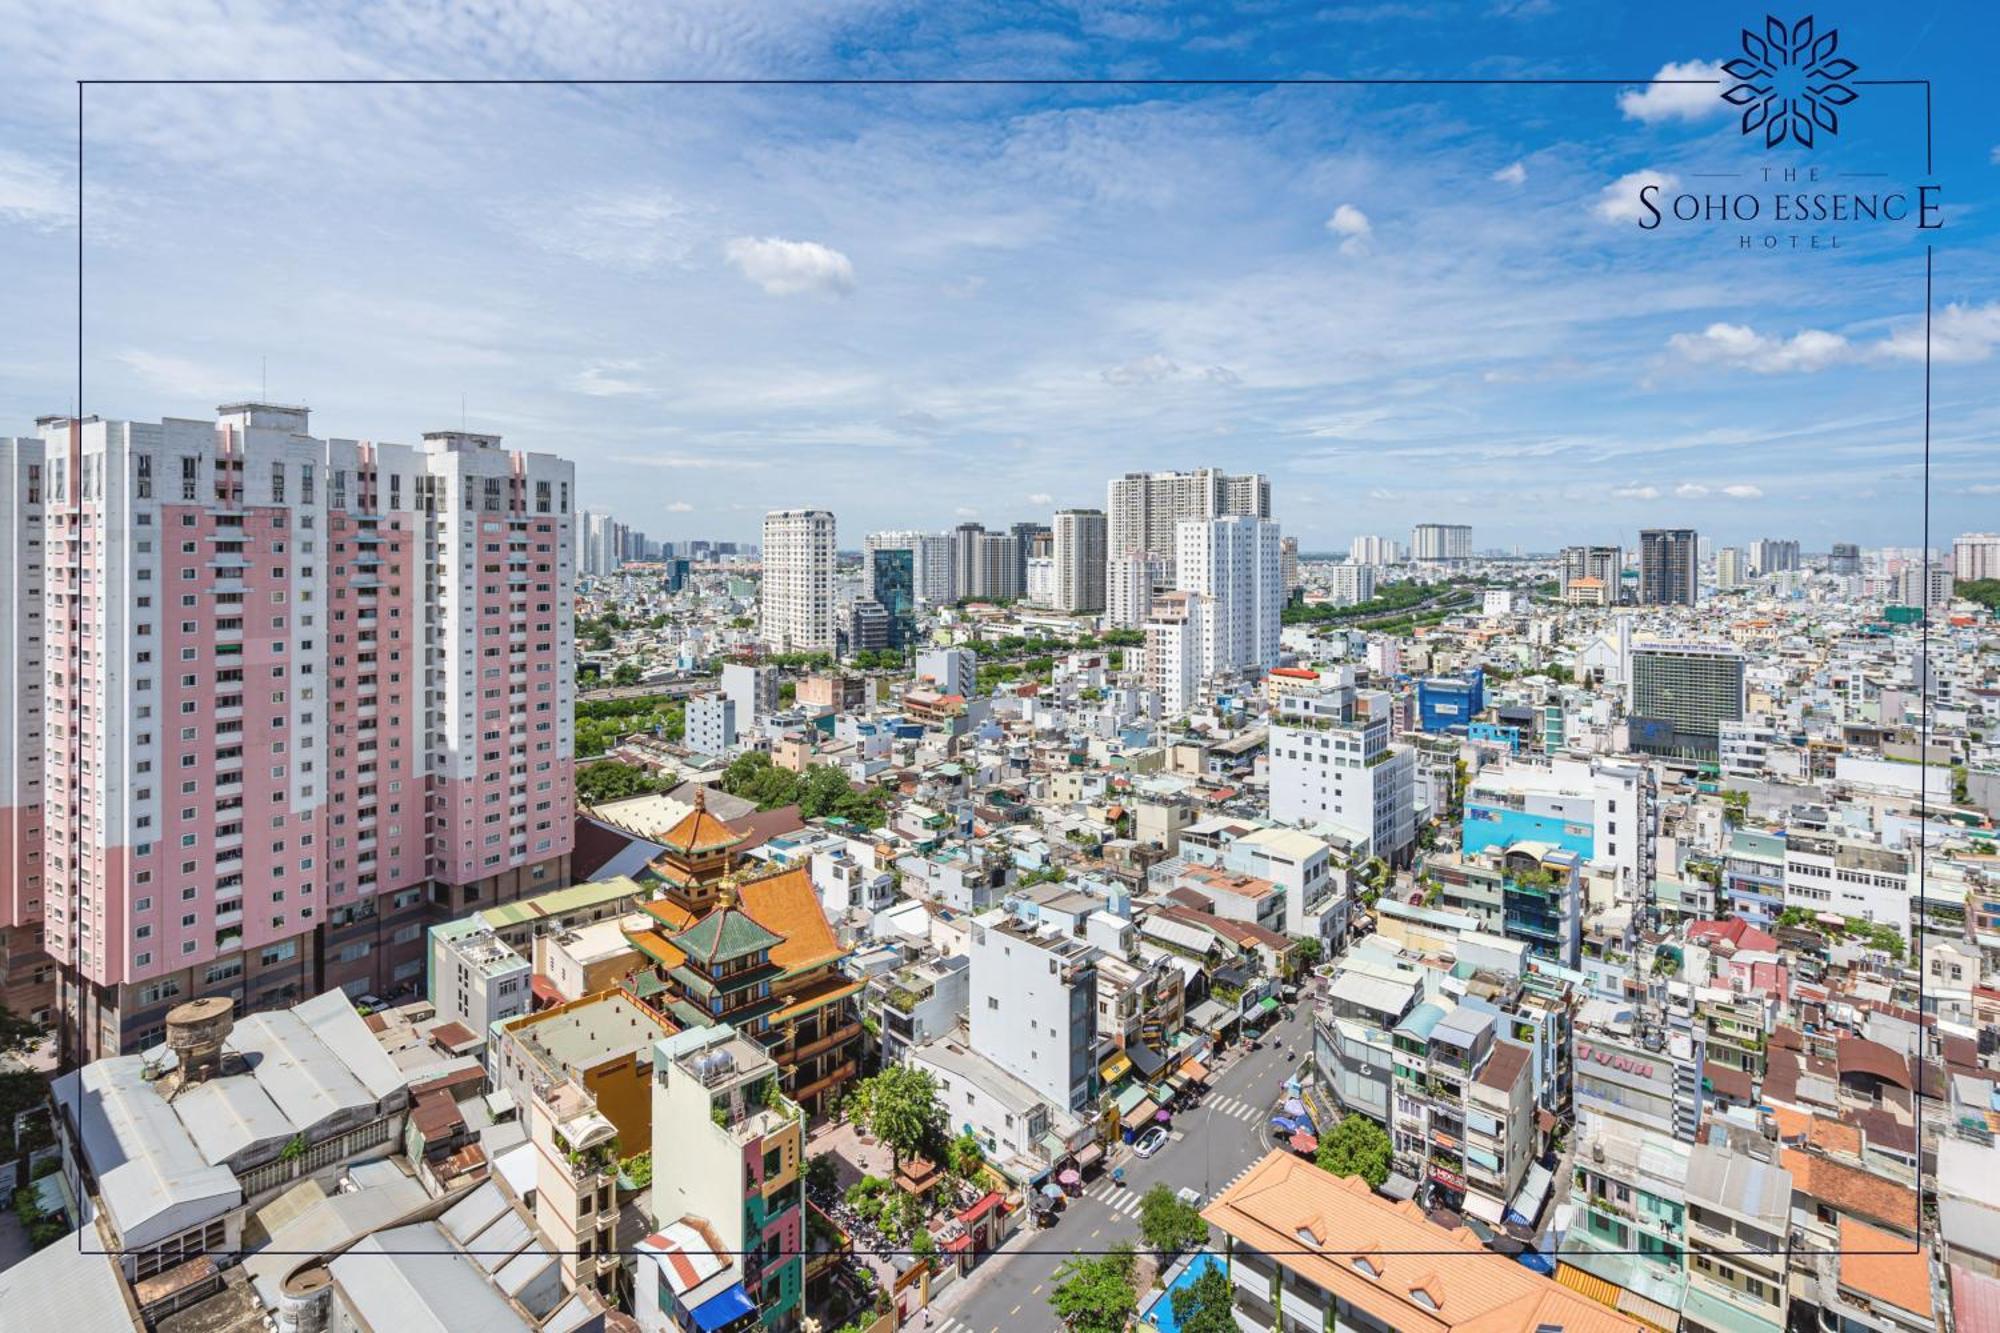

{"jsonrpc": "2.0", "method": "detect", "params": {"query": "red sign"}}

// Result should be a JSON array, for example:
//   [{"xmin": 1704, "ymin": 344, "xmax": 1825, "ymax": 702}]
[
  {"xmin": 1576, "ymin": 1042, "xmax": 1654, "ymax": 1079},
  {"xmin": 1429, "ymin": 1164, "xmax": 1466, "ymax": 1192}
]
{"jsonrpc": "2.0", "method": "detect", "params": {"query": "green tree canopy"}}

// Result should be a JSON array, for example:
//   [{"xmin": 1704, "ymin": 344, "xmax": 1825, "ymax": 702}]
[
  {"xmin": 1138, "ymin": 1183, "xmax": 1207, "ymax": 1258},
  {"xmin": 1315, "ymin": 1113, "xmax": 1393, "ymax": 1188},
  {"xmin": 1169, "ymin": 1263, "xmax": 1236, "ymax": 1333},
  {"xmin": 575, "ymin": 760, "xmax": 669, "ymax": 806},
  {"xmin": 851, "ymin": 1066, "xmax": 943, "ymax": 1170},
  {"xmin": 1049, "ymin": 1244, "xmax": 1136, "ymax": 1333}
]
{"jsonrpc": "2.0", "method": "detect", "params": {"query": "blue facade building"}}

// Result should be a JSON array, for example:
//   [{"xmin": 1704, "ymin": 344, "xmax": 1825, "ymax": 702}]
[
  {"xmin": 869, "ymin": 546, "xmax": 917, "ymax": 649},
  {"xmin": 1418, "ymin": 666, "xmax": 1485, "ymax": 733}
]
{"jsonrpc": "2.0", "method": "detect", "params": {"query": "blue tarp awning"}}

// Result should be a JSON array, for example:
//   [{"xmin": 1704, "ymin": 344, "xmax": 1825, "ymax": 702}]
[{"xmin": 691, "ymin": 1283, "xmax": 756, "ymax": 1331}]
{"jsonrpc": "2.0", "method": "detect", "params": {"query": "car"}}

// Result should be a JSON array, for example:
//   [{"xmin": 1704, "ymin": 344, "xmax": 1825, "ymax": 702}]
[
  {"xmin": 355, "ymin": 994, "xmax": 386, "ymax": 1011},
  {"xmin": 1133, "ymin": 1125, "xmax": 1169, "ymax": 1158}
]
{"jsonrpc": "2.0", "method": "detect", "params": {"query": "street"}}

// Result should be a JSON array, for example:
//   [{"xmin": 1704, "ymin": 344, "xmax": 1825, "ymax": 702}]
[{"xmin": 927, "ymin": 1001, "xmax": 1318, "ymax": 1333}]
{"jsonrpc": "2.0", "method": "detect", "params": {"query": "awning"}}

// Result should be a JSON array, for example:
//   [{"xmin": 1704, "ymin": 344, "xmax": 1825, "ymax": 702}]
[
  {"xmin": 1507, "ymin": 1161, "xmax": 1554, "ymax": 1226},
  {"xmin": 1186, "ymin": 998, "xmax": 1235, "ymax": 1031},
  {"xmin": 1126, "ymin": 1042, "xmax": 1167, "ymax": 1079},
  {"xmin": 690, "ymin": 1283, "xmax": 756, "ymax": 1332},
  {"xmin": 1099, "ymin": 1052, "xmax": 1133, "ymax": 1083},
  {"xmin": 1121, "ymin": 1098, "xmax": 1158, "ymax": 1130},
  {"xmin": 1557, "ymin": 1263, "xmax": 1621, "ymax": 1310},
  {"xmin": 1257, "ymin": 996, "xmax": 1280, "ymax": 1016},
  {"xmin": 1379, "ymin": 1172, "xmax": 1419, "ymax": 1201},
  {"xmin": 1178, "ymin": 1058, "xmax": 1209, "ymax": 1083},
  {"xmin": 1461, "ymin": 1190, "xmax": 1508, "ymax": 1226},
  {"xmin": 1074, "ymin": 1143, "xmax": 1105, "ymax": 1170}
]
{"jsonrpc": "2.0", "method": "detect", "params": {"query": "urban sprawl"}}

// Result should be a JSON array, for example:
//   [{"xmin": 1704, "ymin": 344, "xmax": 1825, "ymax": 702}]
[{"xmin": 2, "ymin": 405, "xmax": 1998, "ymax": 1333}]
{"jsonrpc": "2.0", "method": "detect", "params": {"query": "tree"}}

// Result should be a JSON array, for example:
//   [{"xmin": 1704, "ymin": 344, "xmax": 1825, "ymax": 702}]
[
  {"xmin": 1138, "ymin": 1183, "xmax": 1207, "ymax": 1258},
  {"xmin": 612, "ymin": 661, "xmax": 643, "ymax": 687},
  {"xmin": 1292, "ymin": 937, "xmax": 1324, "ymax": 970},
  {"xmin": 575, "ymin": 760, "xmax": 668, "ymax": 805},
  {"xmin": 1049, "ymin": 1244, "xmax": 1136, "ymax": 1333},
  {"xmin": 947, "ymin": 1130, "xmax": 985, "ymax": 1180},
  {"xmin": 852, "ymin": 1066, "xmax": 942, "ymax": 1171},
  {"xmin": 1169, "ymin": 1263, "xmax": 1236, "ymax": 1333},
  {"xmin": 1315, "ymin": 1114, "xmax": 1392, "ymax": 1188}
]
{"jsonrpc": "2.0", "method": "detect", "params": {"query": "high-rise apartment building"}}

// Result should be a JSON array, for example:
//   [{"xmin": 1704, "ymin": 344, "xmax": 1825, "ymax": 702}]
[
  {"xmin": 1349, "ymin": 534, "xmax": 1396, "ymax": 565},
  {"xmin": 0, "ymin": 438, "xmax": 50, "ymax": 1026},
  {"xmin": 1327, "ymin": 562, "xmax": 1376, "ymax": 607},
  {"xmin": 1828, "ymin": 542, "xmax": 1860, "ymax": 575},
  {"xmin": 1410, "ymin": 522, "xmax": 1472, "ymax": 564},
  {"xmin": 1954, "ymin": 533, "xmax": 2000, "ymax": 583},
  {"xmin": 1143, "ymin": 591, "xmax": 1207, "ymax": 716},
  {"xmin": 951, "ymin": 521, "xmax": 985, "ymax": 602},
  {"xmin": 1175, "ymin": 516, "xmax": 1283, "ymax": 680},
  {"xmin": 758, "ymin": 509, "xmax": 835, "ymax": 652},
  {"xmin": 1106, "ymin": 553, "xmax": 1168, "ymax": 630},
  {"xmin": 1638, "ymin": 528, "xmax": 1699, "ymax": 606},
  {"xmin": 970, "ymin": 532, "xmax": 1022, "ymax": 601},
  {"xmin": 1009, "ymin": 520, "xmax": 1049, "ymax": 592},
  {"xmin": 579, "ymin": 509, "xmax": 626, "ymax": 578},
  {"xmin": 863, "ymin": 529, "xmax": 953, "ymax": 606},
  {"xmin": 1747, "ymin": 538, "xmax": 1800, "ymax": 576},
  {"xmin": 1268, "ymin": 672, "xmax": 1416, "ymax": 863},
  {"xmin": 1559, "ymin": 545, "xmax": 1621, "ymax": 599},
  {"xmin": 1052, "ymin": 508, "xmax": 1107, "ymax": 613},
  {"xmin": 1715, "ymin": 546, "xmax": 1745, "ymax": 590},
  {"xmin": 16, "ymin": 405, "xmax": 575, "ymax": 1060},
  {"xmin": 1105, "ymin": 468, "xmax": 1269, "ymax": 569},
  {"xmin": 1628, "ymin": 642, "xmax": 1745, "ymax": 761},
  {"xmin": 1278, "ymin": 536, "xmax": 1299, "ymax": 601},
  {"xmin": 1897, "ymin": 562, "xmax": 1954, "ymax": 609}
]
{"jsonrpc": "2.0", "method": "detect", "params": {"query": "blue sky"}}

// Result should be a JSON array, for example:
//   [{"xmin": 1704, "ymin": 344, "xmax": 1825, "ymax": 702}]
[{"xmin": 0, "ymin": 1, "xmax": 1992, "ymax": 551}]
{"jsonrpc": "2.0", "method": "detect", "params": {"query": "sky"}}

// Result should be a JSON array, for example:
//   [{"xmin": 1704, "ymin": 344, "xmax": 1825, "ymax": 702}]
[{"xmin": 0, "ymin": 1, "xmax": 1994, "ymax": 552}]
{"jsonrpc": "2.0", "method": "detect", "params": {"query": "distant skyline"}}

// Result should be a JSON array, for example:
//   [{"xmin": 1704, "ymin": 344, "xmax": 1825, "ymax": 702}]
[{"xmin": 2, "ymin": 3, "xmax": 1994, "ymax": 548}]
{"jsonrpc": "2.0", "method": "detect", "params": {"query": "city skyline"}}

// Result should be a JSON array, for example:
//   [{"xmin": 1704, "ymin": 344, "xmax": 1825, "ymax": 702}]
[{"xmin": 1, "ymin": 5, "xmax": 1993, "ymax": 549}]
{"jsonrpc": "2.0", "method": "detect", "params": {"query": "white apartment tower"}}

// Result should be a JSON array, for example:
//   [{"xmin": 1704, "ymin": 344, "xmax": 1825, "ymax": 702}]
[
  {"xmin": 1174, "ymin": 515, "xmax": 1283, "ymax": 679},
  {"xmin": 759, "ymin": 508, "xmax": 836, "ymax": 652},
  {"xmin": 1411, "ymin": 523, "xmax": 1472, "ymax": 564},
  {"xmin": 1052, "ymin": 508, "xmax": 1107, "ymax": 613},
  {"xmin": 864, "ymin": 529, "xmax": 955, "ymax": 606},
  {"xmin": 1954, "ymin": 533, "xmax": 2000, "ymax": 583},
  {"xmin": 16, "ymin": 405, "xmax": 576, "ymax": 1060},
  {"xmin": 1105, "ymin": 468, "xmax": 1269, "ymax": 571},
  {"xmin": 1106, "ymin": 553, "xmax": 1168, "ymax": 630}
]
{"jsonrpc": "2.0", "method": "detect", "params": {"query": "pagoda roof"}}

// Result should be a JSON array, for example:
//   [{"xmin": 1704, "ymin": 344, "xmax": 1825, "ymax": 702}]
[
  {"xmin": 658, "ymin": 788, "xmax": 749, "ymax": 855},
  {"xmin": 672, "ymin": 905, "xmax": 783, "ymax": 966}
]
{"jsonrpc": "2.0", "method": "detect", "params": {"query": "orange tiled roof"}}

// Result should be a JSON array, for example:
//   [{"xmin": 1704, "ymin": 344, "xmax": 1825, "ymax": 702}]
[
  {"xmin": 738, "ymin": 865, "xmax": 845, "ymax": 974},
  {"xmin": 1838, "ymin": 1217, "xmax": 1933, "ymax": 1318},
  {"xmin": 1201, "ymin": 1152, "xmax": 1649, "ymax": 1333},
  {"xmin": 638, "ymin": 899, "xmax": 700, "ymax": 932},
  {"xmin": 658, "ymin": 791, "xmax": 748, "ymax": 854},
  {"xmin": 1808, "ymin": 1115, "xmax": 1863, "ymax": 1159},
  {"xmin": 626, "ymin": 928, "xmax": 687, "ymax": 970},
  {"xmin": 1779, "ymin": 1148, "xmax": 1919, "ymax": 1235}
]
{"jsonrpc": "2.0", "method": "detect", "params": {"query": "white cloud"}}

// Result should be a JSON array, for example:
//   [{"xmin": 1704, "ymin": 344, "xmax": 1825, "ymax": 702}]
[
  {"xmin": 1720, "ymin": 484, "xmax": 1764, "ymax": 499},
  {"xmin": 724, "ymin": 236, "xmax": 855, "ymax": 296},
  {"xmin": 1325, "ymin": 203, "xmax": 1372, "ymax": 255},
  {"xmin": 1674, "ymin": 483, "xmax": 1709, "ymax": 498},
  {"xmin": 0, "ymin": 150, "xmax": 69, "ymax": 228},
  {"xmin": 953, "ymin": 506, "xmax": 979, "ymax": 518},
  {"xmin": 1877, "ymin": 301, "xmax": 2000, "ymax": 364},
  {"xmin": 1027, "ymin": 492, "xmax": 1054, "ymax": 505},
  {"xmin": 1595, "ymin": 169, "xmax": 1676, "ymax": 224},
  {"xmin": 569, "ymin": 363, "xmax": 651, "ymax": 397},
  {"xmin": 1103, "ymin": 353, "xmax": 1180, "ymax": 385},
  {"xmin": 1612, "ymin": 484, "xmax": 1661, "ymax": 500},
  {"xmin": 665, "ymin": 501, "xmax": 694, "ymax": 512},
  {"xmin": 519, "ymin": 190, "xmax": 701, "ymax": 269},
  {"xmin": 1618, "ymin": 60, "xmax": 1729, "ymax": 124},
  {"xmin": 1667, "ymin": 322, "xmax": 1851, "ymax": 374},
  {"xmin": 1490, "ymin": 161, "xmax": 1527, "ymax": 186}
]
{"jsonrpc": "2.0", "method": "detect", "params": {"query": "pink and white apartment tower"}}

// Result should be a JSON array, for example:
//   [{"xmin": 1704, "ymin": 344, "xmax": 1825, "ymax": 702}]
[{"xmin": 1, "ymin": 404, "xmax": 576, "ymax": 1062}]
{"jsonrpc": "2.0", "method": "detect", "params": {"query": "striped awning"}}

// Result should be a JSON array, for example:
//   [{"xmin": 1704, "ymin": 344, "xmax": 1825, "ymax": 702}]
[{"xmin": 1555, "ymin": 1263, "xmax": 1622, "ymax": 1310}]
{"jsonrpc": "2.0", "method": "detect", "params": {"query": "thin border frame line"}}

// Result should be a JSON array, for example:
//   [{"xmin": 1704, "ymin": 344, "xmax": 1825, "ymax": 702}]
[{"xmin": 61, "ymin": 65, "xmax": 1938, "ymax": 1272}]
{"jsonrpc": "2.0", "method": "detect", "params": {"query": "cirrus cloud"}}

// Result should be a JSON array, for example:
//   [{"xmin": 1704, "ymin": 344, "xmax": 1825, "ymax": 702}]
[{"xmin": 724, "ymin": 236, "xmax": 856, "ymax": 296}]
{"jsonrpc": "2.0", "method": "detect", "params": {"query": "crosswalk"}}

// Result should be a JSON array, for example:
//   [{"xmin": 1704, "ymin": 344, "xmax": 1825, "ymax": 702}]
[
  {"xmin": 1204, "ymin": 1092, "xmax": 1268, "ymax": 1123},
  {"xmin": 1079, "ymin": 1176, "xmax": 1144, "ymax": 1218},
  {"xmin": 927, "ymin": 1314, "xmax": 977, "ymax": 1333}
]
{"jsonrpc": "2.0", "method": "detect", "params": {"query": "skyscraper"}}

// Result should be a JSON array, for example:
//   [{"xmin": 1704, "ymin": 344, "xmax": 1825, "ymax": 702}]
[
  {"xmin": 1560, "ymin": 545, "xmax": 1621, "ymax": 598},
  {"xmin": 1174, "ymin": 515, "xmax": 1283, "ymax": 678},
  {"xmin": 1828, "ymin": 542, "xmax": 1860, "ymax": 575},
  {"xmin": 1748, "ymin": 538, "xmax": 1800, "ymax": 576},
  {"xmin": 1715, "ymin": 547, "xmax": 1745, "ymax": 590},
  {"xmin": 1105, "ymin": 468, "xmax": 1269, "ymax": 568},
  {"xmin": 951, "ymin": 521, "xmax": 985, "ymax": 601},
  {"xmin": 864, "ymin": 529, "xmax": 954, "ymax": 606},
  {"xmin": 1349, "ymin": 534, "xmax": 1396, "ymax": 565},
  {"xmin": 16, "ymin": 404, "xmax": 576, "ymax": 1060},
  {"xmin": 1411, "ymin": 523, "xmax": 1473, "ymax": 564},
  {"xmin": 1009, "ymin": 520, "xmax": 1050, "ymax": 592},
  {"xmin": 867, "ymin": 544, "xmax": 916, "ymax": 648},
  {"xmin": 760, "ymin": 509, "xmax": 837, "ymax": 652},
  {"xmin": 1627, "ymin": 642, "xmax": 1745, "ymax": 761},
  {"xmin": 1953, "ymin": 533, "xmax": 2000, "ymax": 583},
  {"xmin": 1106, "ymin": 553, "xmax": 1168, "ymax": 630},
  {"xmin": 1279, "ymin": 535, "xmax": 1300, "ymax": 602},
  {"xmin": 971, "ymin": 531, "xmax": 1022, "ymax": 600},
  {"xmin": 1052, "ymin": 508, "xmax": 1107, "ymax": 613},
  {"xmin": 1639, "ymin": 528, "xmax": 1699, "ymax": 606}
]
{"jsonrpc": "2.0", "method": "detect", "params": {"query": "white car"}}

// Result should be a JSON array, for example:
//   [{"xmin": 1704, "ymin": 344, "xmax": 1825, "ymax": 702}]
[{"xmin": 1133, "ymin": 1125, "xmax": 1169, "ymax": 1158}]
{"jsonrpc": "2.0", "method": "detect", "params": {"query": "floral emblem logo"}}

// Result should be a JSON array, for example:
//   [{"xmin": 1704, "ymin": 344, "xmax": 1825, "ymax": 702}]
[{"xmin": 1721, "ymin": 15, "xmax": 1860, "ymax": 148}]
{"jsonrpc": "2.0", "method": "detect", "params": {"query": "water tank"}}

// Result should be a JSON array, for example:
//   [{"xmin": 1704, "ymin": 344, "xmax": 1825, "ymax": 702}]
[{"xmin": 164, "ymin": 995, "xmax": 235, "ymax": 1086}]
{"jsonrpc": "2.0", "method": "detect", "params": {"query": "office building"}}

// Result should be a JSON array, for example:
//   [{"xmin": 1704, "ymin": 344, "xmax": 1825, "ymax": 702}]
[
  {"xmin": 968, "ymin": 909, "xmax": 1098, "ymax": 1112},
  {"xmin": 1561, "ymin": 545, "xmax": 1621, "ymax": 599},
  {"xmin": 1953, "ymin": 532, "xmax": 2000, "ymax": 582},
  {"xmin": 17, "ymin": 406, "xmax": 575, "ymax": 1061},
  {"xmin": 863, "ymin": 529, "xmax": 954, "ymax": 606},
  {"xmin": 862, "ymin": 543, "xmax": 915, "ymax": 648},
  {"xmin": 685, "ymin": 693, "xmax": 739, "ymax": 755},
  {"xmin": 1105, "ymin": 468, "xmax": 1269, "ymax": 570},
  {"xmin": 1715, "ymin": 546, "xmax": 1745, "ymax": 590},
  {"xmin": 1349, "ymin": 533, "xmax": 1397, "ymax": 565},
  {"xmin": 1268, "ymin": 674, "xmax": 1417, "ymax": 863},
  {"xmin": 1174, "ymin": 515, "xmax": 1283, "ymax": 680},
  {"xmin": 1411, "ymin": 522, "xmax": 1472, "ymax": 564},
  {"xmin": 1462, "ymin": 757, "xmax": 1652, "ymax": 899},
  {"xmin": 1051, "ymin": 508, "xmax": 1107, "ymax": 612},
  {"xmin": 1328, "ymin": 561, "xmax": 1376, "ymax": 606},
  {"xmin": 1828, "ymin": 541, "xmax": 1860, "ymax": 574},
  {"xmin": 1009, "ymin": 520, "xmax": 1050, "ymax": 591},
  {"xmin": 1106, "ymin": 553, "xmax": 1167, "ymax": 629},
  {"xmin": 663, "ymin": 556, "xmax": 691, "ymax": 594},
  {"xmin": 759, "ymin": 509, "xmax": 836, "ymax": 652},
  {"xmin": 1418, "ymin": 667, "xmax": 1485, "ymax": 734},
  {"xmin": 1638, "ymin": 528, "xmax": 1698, "ymax": 606},
  {"xmin": 1627, "ymin": 642, "xmax": 1745, "ymax": 761}
]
